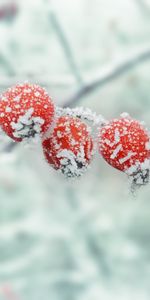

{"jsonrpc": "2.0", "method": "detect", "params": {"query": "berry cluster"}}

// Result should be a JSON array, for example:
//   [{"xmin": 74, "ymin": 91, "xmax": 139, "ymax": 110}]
[{"xmin": 0, "ymin": 83, "xmax": 150, "ymax": 189}]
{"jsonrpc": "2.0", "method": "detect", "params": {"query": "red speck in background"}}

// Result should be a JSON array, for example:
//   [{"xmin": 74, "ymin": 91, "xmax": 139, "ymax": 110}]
[
  {"xmin": 0, "ymin": 2, "xmax": 18, "ymax": 21},
  {"xmin": 1, "ymin": 283, "xmax": 21, "ymax": 300}
]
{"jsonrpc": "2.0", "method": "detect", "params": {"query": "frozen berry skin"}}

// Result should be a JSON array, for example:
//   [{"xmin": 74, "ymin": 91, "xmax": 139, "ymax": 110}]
[
  {"xmin": 0, "ymin": 83, "xmax": 55, "ymax": 142},
  {"xmin": 42, "ymin": 116, "xmax": 94, "ymax": 178},
  {"xmin": 98, "ymin": 114, "xmax": 150, "ymax": 185}
]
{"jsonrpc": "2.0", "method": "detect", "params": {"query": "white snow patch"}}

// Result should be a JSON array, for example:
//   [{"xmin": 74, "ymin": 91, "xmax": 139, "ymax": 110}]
[
  {"xmin": 126, "ymin": 159, "xmax": 150, "ymax": 187},
  {"xmin": 114, "ymin": 128, "xmax": 120, "ymax": 143},
  {"xmin": 14, "ymin": 95, "xmax": 21, "ymax": 102},
  {"xmin": 57, "ymin": 148, "xmax": 89, "ymax": 178},
  {"xmin": 35, "ymin": 91, "xmax": 40, "ymax": 97},
  {"xmin": 56, "ymin": 106, "xmax": 106, "ymax": 126},
  {"xmin": 11, "ymin": 108, "xmax": 45, "ymax": 139},
  {"xmin": 120, "ymin": 112, "xmax": 130, "ymax": 118}
]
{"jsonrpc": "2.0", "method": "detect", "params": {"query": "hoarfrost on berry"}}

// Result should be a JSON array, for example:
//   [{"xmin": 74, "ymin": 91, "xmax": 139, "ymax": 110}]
[
  {"xmin": 42, "ymin": 116, "xmax": 94, "ymax": 178},
  {"xmin": 98, "ymin": 115, "xmax": 150, "ymax": 187},
  {"xmin": 0, "ymin": 83, "xmax": 55, "ymax": 142}
]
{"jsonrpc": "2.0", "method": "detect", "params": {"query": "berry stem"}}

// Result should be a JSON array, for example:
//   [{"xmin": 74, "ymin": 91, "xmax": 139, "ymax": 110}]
[
  {"xmin": 56, "ymin": 106, "xmax": 106, "ymax": 127},
  {"xmin": 63, "ymin": 45, "xmax": 150, "ymax": 107}
]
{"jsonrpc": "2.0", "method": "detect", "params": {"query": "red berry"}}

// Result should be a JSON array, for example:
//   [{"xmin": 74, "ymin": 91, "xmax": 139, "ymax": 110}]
[
  {"xmin": 0, "ymin": 83, "xmax": 55, "ymax": 142},
  {"xmin": 42, "ymin": 116, "xmax": 94, "ymax": 178},
  {"xmin": 98, "ymin": 114, "xmax": 150, "ymax": 185}
]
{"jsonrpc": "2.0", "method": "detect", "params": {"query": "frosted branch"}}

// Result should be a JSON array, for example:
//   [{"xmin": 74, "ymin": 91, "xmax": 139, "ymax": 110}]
[
  {"xmin": 56, "ymin": 106, "xmax": 106, "ymax": 126},
  {"xmin": 63, "ymin": 45, "xmax": 150, "ymax": 107}
]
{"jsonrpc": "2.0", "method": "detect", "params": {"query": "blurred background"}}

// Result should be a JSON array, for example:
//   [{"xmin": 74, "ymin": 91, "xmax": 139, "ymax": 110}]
[{"xmin": 0, "ymin": 0, "xmax": 150, "ymax": 299}]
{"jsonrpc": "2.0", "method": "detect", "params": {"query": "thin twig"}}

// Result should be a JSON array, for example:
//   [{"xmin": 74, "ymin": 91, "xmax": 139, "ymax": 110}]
[
  {"xmin": 49, "ymin": 11, "xmax": 83, "ymax": 86},
  {"xmin": 1, "ymin": 46, "xmax": 150, "ymax": 152},
  {"xmin": 56, "ymin": 106, "xmax": 106, "ymax": 126},
  {"xmin": 63, "ymin": 45, "xmax": 150, "ymax": 107}
]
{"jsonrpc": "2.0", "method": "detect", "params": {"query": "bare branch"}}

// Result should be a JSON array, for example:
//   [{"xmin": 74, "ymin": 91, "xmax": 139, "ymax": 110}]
[
  {"xmin": 50, "ymin": 11, "xmax": 83, "ymax": 86},
  {"xmin": 0, "ymin": 75, "xmax": 74, "ymax": 91},
  {"xmin": 63, "ymin": 46, "xmax": 150, "ymax": 107},
  {"xmin": 1, "ymin": 46, "xmax": 150, "ymax": 153}
]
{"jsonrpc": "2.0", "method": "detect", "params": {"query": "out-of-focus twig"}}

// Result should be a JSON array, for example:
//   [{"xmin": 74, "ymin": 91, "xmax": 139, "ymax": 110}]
[
  {"xmin": 63, "ymin": 45, "xmax": 150, "ymax": 107},
  {"xmin": 49, "ymin": 11, "xmax": 83, "ymax": 86},
  {"xmin": 2, "ymin": 46, "xmax": 150, "ymax": 153},
  {"xmin": 134, "ymin": 0, "xmax": 150, "ymax": 16}
]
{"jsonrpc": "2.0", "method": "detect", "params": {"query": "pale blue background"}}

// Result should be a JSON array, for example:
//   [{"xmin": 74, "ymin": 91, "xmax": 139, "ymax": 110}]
[{"xmin": 0, "ymin": 0, "xmax": 150, "ymax": 299}]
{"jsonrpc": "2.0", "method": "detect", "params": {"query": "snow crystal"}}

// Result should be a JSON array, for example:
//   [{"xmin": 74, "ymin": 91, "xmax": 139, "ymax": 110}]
[
  {"xmin": 2, "ymin": 97, "xmax": 8, "ymax": 102},
  {"xmin": 56, "ymin": 106, "xmax": 106, "ymax": 126},
  {"xmin": 19, "ymin": 108, "xmax": 34, "ymax": 125},
  {"xmin": 11, "ymin": 108, "xmax": 45, "ymax": 139},
  {"xmin": 120, "ymin": 112, "xmax": 130, "ymax": 119},
  {"xmin": 114, "ymin": 128, "xmax": 120, "ymax": 143},
  {"xmin": 5, "ymin": 106, "xmax": 12, "ymax": 113},
  {"xmin": 145, "ymin": 142, "xmax": 150, "ymax": 150},
  {"xmin": 104, "ymin": 139, "xmax": 113, "ymax": 146},
  {"xmin": 11, "ymin": 121, "xmax": 23, "ymax": 131},
  {"xmin": 32, "ymin": 117, "xmax": 44, "ymax": 125},
  {"xmin": 15, "ymin": 104, "xmax": 20, "ymax": 109},
  {"xmin": 119, "ymin": 152, "xmax": 136, "ymax": 164},
  {"xmin": 110, "ymin": 144, "xmax": 122, "ymax": 159}
]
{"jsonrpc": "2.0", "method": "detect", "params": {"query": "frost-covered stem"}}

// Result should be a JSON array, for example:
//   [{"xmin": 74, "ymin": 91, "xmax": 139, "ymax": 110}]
[
  {"xmin": 1, "ymin": 106, "xmax": 106, "ymax": 154},
  {"xmin": 63, "ymin": 45, "xmax": 150, "ymax": 107},
  {"xmin": 56, "ymin": 106, "xmax": 106, "ymax": 126},
  {"xmin": 50, "ymin": 11, "xmax": 83, "ymax": 86}
]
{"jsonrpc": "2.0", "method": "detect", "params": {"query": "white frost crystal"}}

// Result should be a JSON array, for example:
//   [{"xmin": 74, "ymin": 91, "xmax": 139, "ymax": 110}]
[
  {"xmin": 57, "ymin": 148, "xmax": 90, "ymax": 178},
  {"xmin": 11, "ymin": 108, "xmax": 45, "ymax": 139},
  {"xmin": 56, "ymin": 106, "xmax": 106, "ymax": 126},
  {"xmin": 110, "ymin": 144, "xmax": 122, "ymax": 159},
  {"xmin": 126, "ymin": 159, "xmax": 150, "ymax": 187}
]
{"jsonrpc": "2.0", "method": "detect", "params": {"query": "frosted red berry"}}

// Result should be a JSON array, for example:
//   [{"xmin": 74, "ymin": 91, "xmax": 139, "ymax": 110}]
[
  {"xmin": 98, "ymin": 114, "xmax": 150, "ymax": 185},
  {"xmin": 0, "ymin": 83, "xmax": 55, "ymax": 142},
  {"xmin": 42, "ymin": 116, "xmax": 94, "ymax": 178}
]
